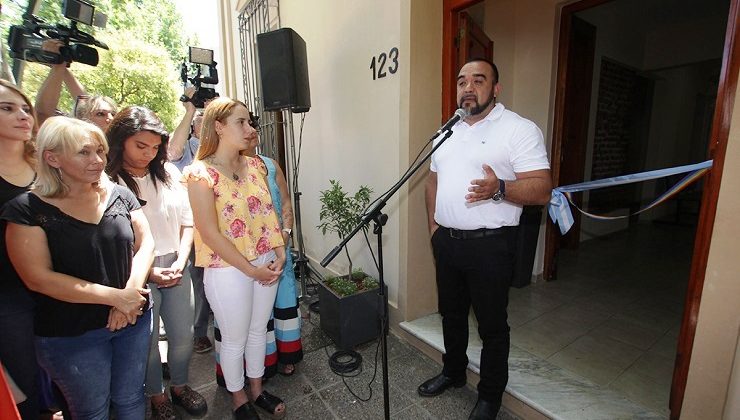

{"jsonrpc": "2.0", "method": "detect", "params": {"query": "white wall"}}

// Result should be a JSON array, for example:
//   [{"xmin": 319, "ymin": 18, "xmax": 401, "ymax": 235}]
[{"xmin": 275, "ymin": 0, "xmax": 404, "ymax": 304}]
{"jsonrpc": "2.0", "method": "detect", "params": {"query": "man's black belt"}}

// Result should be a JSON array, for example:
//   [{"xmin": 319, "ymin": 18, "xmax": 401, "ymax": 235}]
[{"xmin": 442, "ymin": 226, "xmax": 513, "ymax": 240}]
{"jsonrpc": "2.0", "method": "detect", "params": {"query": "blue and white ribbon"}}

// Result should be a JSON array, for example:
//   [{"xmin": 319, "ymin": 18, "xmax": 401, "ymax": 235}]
[{"xmin": 548, "ymin": 160, "xmax": 713, "ymax": 235}]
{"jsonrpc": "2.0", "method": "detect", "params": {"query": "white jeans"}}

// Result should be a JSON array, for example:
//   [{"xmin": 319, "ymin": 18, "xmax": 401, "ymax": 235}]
[{"xmin": 203, "ymin": 251, "xmax": 278, "ymax": 392}]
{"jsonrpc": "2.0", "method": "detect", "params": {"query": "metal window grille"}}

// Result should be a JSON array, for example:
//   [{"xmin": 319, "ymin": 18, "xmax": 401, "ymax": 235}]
[{"xmin": 238, "ymin": 0, "xmax": 281, "ymax": 158}]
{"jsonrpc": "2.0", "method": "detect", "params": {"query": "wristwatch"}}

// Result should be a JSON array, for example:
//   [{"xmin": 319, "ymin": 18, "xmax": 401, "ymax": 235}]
[
  {"xmin": 492, "ymin": 179, "xmax": 506, "ymax": 202},
  {"xmin": 282, "ymin": 228, "xmax": 292, "ymax": 235}
]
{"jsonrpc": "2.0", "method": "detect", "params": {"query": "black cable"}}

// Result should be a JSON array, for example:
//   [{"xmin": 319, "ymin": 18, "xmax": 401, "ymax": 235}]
[
  {"xmin": 328, "ymin": 350, "xmax": 363, "ymax": 375},
  {"xmin": 324, "ymin": 333, "xmax": 383, "ymax": 403}
]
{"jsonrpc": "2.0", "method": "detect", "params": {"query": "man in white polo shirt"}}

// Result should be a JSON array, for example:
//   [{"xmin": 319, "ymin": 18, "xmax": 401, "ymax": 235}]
[{"xmin": 419, "ymin": 58, "xmax": 552, "ymax": 419}]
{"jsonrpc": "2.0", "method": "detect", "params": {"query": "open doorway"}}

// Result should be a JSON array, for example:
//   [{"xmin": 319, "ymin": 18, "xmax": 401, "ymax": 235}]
[
  {"xmin": 400, "ymin": 0, "xmax": 734, "ymax": 418},
  {"xmin": 542, "ymin": 0, "xmax": 731, "ymax": 417}
]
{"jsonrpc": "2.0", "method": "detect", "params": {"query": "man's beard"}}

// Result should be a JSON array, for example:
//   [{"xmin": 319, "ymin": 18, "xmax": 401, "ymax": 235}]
[{"xmin": 459, "ymin": 92, "xmax": 495, "ymax": 116}]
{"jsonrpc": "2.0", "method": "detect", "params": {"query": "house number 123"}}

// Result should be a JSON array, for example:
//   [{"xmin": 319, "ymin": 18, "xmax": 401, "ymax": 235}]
[{"xmin": 370, "ymin": 47, "xmax": 399, "ymax": 80}]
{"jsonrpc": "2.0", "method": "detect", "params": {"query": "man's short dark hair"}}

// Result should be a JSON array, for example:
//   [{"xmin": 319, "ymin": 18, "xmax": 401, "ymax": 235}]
[{"xmin": 464, "ymin": 58, "xmax": 499, "ymax": 84}]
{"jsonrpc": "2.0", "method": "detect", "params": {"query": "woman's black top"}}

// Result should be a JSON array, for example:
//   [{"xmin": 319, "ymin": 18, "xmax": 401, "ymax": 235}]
[
  {"xmin": 0, "ymin": 174, "xmax": 35, "ymax": 295},
  {"xmin": 0, "ymin": 185, "xmax": 141, "ymax": 337}
]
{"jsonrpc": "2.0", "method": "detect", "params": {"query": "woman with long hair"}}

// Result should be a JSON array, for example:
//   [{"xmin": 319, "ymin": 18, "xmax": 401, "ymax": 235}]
[
  {"xmin": 106, "ymin": 106, "xmax": 207, "ymax": 419},
  {"xmin": 185, "ymin": 97, "xmax": 286, "ymax": 419},
  {"xmin": 2, "ymin": 116, "xmax": 154, "ymax": 419},
  {"xmin": 0, "ymin": 78, "xmax": 40, "ymax": 420},
  {"xmin": 74, "ymin": 94, "xmax": 117, "ymax": 131},
  {"xmin": 214, "ymin": 113, "xmax": 303, "ymax": 386}
]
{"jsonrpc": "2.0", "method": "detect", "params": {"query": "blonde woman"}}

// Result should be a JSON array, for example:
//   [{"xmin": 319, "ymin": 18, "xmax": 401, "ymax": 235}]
[
  {"xmin": 1, "ymin": 116, "xmax": 154, "ymax": 420},
  {"xmin": 185, "ymin": 97, "xmax": 286, "ymax": 419},
  {"xmin": 74, "ymin": 94, "xmax": 117, "ymax": 131}
]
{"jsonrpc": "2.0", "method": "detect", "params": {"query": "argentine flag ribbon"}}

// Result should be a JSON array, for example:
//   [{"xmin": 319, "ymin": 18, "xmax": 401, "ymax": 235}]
[{"xmin": 548, "ymin": 160, "xmax": 713, "ymax": 235}]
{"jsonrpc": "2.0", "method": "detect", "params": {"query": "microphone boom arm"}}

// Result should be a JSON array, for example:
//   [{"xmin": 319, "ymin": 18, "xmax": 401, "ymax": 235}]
[{"xmin": 320, "ymin": 126, "xmax": 457, "ymax": 268}]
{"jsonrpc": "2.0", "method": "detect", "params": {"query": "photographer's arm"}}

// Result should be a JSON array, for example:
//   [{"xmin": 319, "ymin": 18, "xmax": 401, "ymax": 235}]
[
  {"xmin": 35, "ymin": 63, "xmax": 67, "ymax": 125},
  {"xmin": 35, "ymin": 40, "xmax": 87, "ymax": 125},
  {"xmin": 63, "ymin": 69, "xmax": 86, "ymax": 100},
  {"xmin": 169, "ymin": 87, "xmax": 196, "ymax": 161}
]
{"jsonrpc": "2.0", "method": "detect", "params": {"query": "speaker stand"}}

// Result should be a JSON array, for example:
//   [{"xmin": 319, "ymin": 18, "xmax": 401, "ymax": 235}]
[{"xmin": 281, "ymin": 110, "xmax": 319, "ymax": 298}]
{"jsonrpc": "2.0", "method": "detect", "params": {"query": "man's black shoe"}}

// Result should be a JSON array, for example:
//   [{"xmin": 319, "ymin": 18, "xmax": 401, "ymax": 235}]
[
  {"xmin": 417, "ymin": 373, "xmax": 466, "ymax": 397},
  {"xmin": 468, "ymin": 398, "xmax": 501, "ymax": 420}
]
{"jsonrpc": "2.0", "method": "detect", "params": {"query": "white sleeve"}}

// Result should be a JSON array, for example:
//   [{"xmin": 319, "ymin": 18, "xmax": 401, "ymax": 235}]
[{"xmin": 510, "ymin": 121, "xmax": 550, "ymax": 173}]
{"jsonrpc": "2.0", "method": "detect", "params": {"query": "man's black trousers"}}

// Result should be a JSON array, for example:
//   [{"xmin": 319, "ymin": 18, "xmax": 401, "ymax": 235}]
[{"xmin": 431, "ymin": 225, "xmax": 517, "ymax": 404}]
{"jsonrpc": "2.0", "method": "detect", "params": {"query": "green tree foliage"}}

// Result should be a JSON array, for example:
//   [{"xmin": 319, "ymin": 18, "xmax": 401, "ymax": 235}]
[{"xmin": 5, "ymin": 0, "xmax": 189, "ymax": 130}]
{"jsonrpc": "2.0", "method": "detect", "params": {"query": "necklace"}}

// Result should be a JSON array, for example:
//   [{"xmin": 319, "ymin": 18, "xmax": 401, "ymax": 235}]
[
  {"xmin": 127, "ymin": 168, "xmax": 149, "ymax": 178},
  {"xmin": 207, "ymin": 156, "xmax": 241, "ymax": 181}
]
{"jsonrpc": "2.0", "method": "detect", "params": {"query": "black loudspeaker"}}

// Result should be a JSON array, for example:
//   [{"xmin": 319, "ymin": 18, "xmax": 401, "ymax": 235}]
[{"xmin": 257, "ymin": 28, "xmax": 311, "ymax": 113}]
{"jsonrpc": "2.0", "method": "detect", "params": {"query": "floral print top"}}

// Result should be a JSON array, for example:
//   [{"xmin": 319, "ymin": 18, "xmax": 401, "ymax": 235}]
[{"xmin": 183, "ymin": 157, "xmax": 284, "ymax": 268}]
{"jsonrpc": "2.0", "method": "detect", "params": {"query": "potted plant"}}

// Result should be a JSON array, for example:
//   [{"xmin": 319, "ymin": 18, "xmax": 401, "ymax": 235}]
[{"xmin": 317, "ymin": 180, "xmax": 381, "ymax": 349}]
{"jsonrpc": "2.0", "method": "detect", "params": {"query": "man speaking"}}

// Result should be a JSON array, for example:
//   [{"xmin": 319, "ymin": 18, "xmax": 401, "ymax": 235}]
[{"xmin": 419, "ymin": 58, "xmax": 552, "ymax": 419}]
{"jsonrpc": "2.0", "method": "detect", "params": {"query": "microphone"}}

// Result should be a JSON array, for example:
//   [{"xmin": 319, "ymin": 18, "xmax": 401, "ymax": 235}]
[{"xmin": 436, "ymin": 108, "xmax": 469, "ymax": 136}]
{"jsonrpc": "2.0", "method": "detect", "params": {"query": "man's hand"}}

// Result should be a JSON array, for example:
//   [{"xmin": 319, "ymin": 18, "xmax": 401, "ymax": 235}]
[
  {"xmin": 467, "ymin": 164, "xmax": 499, "ymax": 203},
  {"xmin": 41, "ymin": 39, "xmax": 63, "ymax": 54},
  {"xmin": 40, "ymin": 40, "xmax": 68, "ymax": 67},
  {"xmin": 182, "ymin": 86, "xmax": 196, "ymax": 112}
]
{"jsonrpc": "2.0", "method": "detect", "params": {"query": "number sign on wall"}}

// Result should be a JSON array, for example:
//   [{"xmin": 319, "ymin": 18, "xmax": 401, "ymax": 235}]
[{"xmin": 370, "ymin": 47, "xmax": 399, "ymax": 80}]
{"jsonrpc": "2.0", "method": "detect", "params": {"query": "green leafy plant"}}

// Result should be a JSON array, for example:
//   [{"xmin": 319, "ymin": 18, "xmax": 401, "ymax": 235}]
[
  {"xmin": 362, "ymin": 276, "xmax": 379, "ymax": 291},
  {"xmin": 318, "ymin": 180, "xmax": 373, "ymax": 279},
  {"xmin": 324, "ymin": 276, "xmax": 358, "ymax": 297}
]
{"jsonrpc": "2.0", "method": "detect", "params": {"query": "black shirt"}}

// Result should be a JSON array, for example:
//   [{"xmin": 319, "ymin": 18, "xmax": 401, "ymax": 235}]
[
  {"xmin": 0, "ymin": 185, "xmax": 141, "ymax": 337},
  {"xmin": 0, "ymin": 174, "xmax": 35, "ymax": 294}
]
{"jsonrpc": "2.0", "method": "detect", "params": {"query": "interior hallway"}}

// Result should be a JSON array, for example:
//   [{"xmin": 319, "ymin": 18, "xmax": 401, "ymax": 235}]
[{"xmin": 403, "ymin": 221, "xmax": 694, "ymax": 419}]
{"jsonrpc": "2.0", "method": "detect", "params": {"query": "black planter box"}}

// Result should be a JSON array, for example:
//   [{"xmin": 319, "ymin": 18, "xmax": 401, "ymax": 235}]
[{"xmin": 318, "ymin": 281, "xmax": 382, "ymax": 350}]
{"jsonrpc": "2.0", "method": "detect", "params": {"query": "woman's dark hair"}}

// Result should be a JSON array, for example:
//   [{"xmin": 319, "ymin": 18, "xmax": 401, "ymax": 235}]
[{"xmin": 105, "ymin": 106, "xmax": 170, "ymax": 197}]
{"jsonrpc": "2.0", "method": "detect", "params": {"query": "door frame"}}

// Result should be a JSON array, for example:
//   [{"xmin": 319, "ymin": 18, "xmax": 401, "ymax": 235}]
[
  {"xmin": 442, "ymin": 0, "xmax": 484, "ymax": 120},
  {"xmin": 442, "ymin": 0, "xmax": 740, "ymax": 418},
  {"xmin": 670, "ymin": 0, "xmax": 739, "ymax": 417}
]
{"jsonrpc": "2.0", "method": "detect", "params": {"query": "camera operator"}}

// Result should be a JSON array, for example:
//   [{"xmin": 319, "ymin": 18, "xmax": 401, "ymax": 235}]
[
  {"xmin": 34, "ymin": 40, "xmax": 117, "ymax": 131},
  {"xmin": 169, "ymin": 87, "xmax": 205, "ymax": 171},
  {"xmin": 168, "ymin": 87, "xmax": 215, "ymax": 355}
]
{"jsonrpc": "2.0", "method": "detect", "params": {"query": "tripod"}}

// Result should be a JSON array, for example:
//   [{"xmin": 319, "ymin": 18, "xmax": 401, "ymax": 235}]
[{"xmin": 281, "ymin": 110, "xmax": 321, "ymax": 298}]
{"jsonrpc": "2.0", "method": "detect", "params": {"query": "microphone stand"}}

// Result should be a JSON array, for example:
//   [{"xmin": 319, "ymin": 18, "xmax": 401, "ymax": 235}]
[{"xmin": 320, "ymin": 127, "xmax": 456, "ymax": 420}]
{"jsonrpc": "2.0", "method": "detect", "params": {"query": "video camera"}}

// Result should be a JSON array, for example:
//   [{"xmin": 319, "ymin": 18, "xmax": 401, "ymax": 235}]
[
  {"xmin": 180, "ymin": 47, "xmax": 219, "ymax": 109},
  {"xmin": 7, "ymin": 0, "xmax": 109, "ymax": 67}
]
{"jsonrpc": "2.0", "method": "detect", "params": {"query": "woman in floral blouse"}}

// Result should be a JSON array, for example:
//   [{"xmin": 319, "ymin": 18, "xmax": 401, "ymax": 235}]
[{"xmin": 184, "ymin": 97, "xmax": 286, "ymax": 420}]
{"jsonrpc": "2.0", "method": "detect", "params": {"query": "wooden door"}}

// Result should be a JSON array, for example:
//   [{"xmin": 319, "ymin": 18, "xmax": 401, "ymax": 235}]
[
  {"xmin": 455, "ymin": 12, "xmax": 494, "ymax": 92},
  {"xmin": 557, "ymin": 16, "xmax": 596, "ymax": 252},
  {"xmin": 442, "ymin": 0, "xmax": 486, "ymax": 120}
]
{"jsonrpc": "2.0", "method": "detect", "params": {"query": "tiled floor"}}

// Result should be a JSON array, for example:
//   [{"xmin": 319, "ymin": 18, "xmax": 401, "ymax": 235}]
[
  {"xmin": 161, "ymin": 301, "xmax": 520, "ymax": 419},
  {"xmin": 402, "ymin": 221, "xmax": 694, "ymax": 419}
]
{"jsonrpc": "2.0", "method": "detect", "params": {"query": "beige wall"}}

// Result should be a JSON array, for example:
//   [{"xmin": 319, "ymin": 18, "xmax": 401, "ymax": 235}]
[
  {"xmin": 401, "ymin": 0, "xmax": 442, "ymax": 321},
  {"xmin": 484, "ymin": 0, "xmax": 561, "ymax": 276},
  {"xmin": 275, "ymin": 0, "xmax": 404, "ymax": 304},
  {"xmin": 681, "ymin": 79, "xmax": 740, "ymax": 419}
]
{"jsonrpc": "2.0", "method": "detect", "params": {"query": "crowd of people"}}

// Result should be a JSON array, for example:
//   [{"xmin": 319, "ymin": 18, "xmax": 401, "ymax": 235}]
[{"xmin": 0, "ymin": 54, "xmax": 303, "ymax": 420}]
